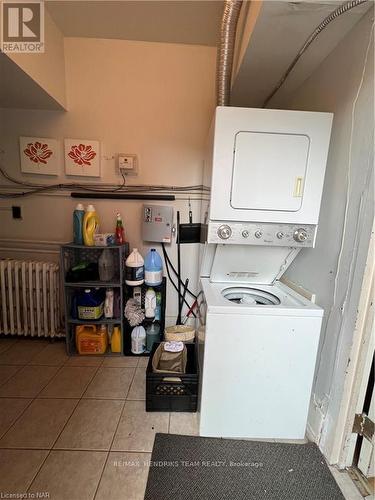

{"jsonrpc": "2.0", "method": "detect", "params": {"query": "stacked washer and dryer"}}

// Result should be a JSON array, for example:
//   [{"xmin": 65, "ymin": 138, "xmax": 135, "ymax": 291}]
[{"xmin": 197, "ymin": 106, "xmax": 333, "ymax": 440}]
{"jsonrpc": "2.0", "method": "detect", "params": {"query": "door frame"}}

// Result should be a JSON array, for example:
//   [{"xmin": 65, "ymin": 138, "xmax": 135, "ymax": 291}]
[{"xmin": 330, "ymin": 220, "xmax": 374, "ymax": 468}]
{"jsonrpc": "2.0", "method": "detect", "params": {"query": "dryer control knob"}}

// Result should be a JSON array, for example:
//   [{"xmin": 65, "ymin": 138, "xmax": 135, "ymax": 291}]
[
  {"xmin": 254, "ymin": 230, "xmax": 262, "ymax": 239},
  {"xmin": 242, "ymin": 230, "xmax": 249, "ymax": 238},
  {"xmin": 276, "ymin": 232, "xmax": 284, "ymax": 239},
  {"xmin": 293, "ymin": 228, "xmax": 308, "ymax": 242},
  {"xmin": 217, "ymin": 224, "xmax": 232, "ymax": 240}
]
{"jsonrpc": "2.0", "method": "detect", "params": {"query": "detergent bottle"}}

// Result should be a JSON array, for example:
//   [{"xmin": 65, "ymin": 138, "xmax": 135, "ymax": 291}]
[
  {"xmin": 125, "ymin": 249, "xmax": 144, "ymax": 286},
  {"xmin": 73, "ymin": 203, "xmax": 85, "ymax": 245},
  {"xmin": 83, "ymin": 205, "xmax": 99, "ymax": 246},
  {"xmin": 111, "ymin": 326, "xmax": 121, "ymax": 353},
  {"xmin": 144, "ymin": 249, "xmax": 163, "ymax": 286},
  {"xmin": 75, "ymin": 324, "xmax": 107, "ymax": 355}
]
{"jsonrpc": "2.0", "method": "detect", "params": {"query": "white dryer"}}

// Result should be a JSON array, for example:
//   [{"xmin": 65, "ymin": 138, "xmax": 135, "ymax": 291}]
[{"xmin": 204, "ymin": 106, "xmax": 333, "ymax": 227}]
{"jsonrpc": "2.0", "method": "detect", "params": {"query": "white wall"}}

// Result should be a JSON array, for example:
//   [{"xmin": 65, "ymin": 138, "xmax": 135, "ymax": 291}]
[
  {"xmin": 7, "ymin": 9, "xmax": 66, "ymax": 109},
  {"xmin": 279, "ymin": 10, "xmax": 374, "ymax": 461},
  {"xmin": 0, "ymin": 37, "xmax": 216, "ymax": 323}
]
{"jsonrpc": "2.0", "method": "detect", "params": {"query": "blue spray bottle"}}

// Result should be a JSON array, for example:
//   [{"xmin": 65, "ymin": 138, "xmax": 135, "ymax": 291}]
[{"xmin": 73, "ymin": 203, "xmax": 85, "ymax": 245}]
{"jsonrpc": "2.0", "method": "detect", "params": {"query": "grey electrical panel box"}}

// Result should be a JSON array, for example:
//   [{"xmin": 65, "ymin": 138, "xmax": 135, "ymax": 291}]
[{"xmin": 142, "ymin": 205, "xmax": 174, "ymax": 243}]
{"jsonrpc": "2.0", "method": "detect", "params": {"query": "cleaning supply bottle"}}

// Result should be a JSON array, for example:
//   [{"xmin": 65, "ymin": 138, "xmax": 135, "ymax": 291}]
[
  {"xmin": 98, "ymin": 249, "xmax": 115, "ymax": 281},
  {"xmin": 145, "ymin": 287, "xmax": 156, "ymax": 318},
  {"xmin": 73, "ymin": 203, "xmax": 85, "ymax": 245},
  {"xmin": 155, "ymin": 292, "xmax": 162, "ymax": 321},
  {"xmin": 107, "ymin": 324, "xmax": 113, "ymax": 345},
  {"xmin": 111, "ymin": 326, "xmax": 121, "ymax": 353},
  {"xmin": 113, "ymin": 290, "xmax": 121, "ymax": 318},
  {"xmin": 77, "ymin": 289, "xmax": 104, "ymax": 320},
  {"xmin": 146, "ymin": 322, "xmax": 160, "ymax": 352},
  {"xmin": 115, "ymin": 212, "xmax": 125, "ymax": 244},
  {"xmin": 83, "ymin": 205, "xmax": 99, "ymax": 246},
  {"xmin": 144, "ymin": 249, "xmax": 163, "ymax": 286},
  {"xmin": 75, "ymin": 324, "xmax": 107, "ymax": 355},
  {"xmin": 104, "ymin": 288, "xmax": 114, "ymax": 318},
  {"xmin": 125, "ymin": 248, "xmax": 144, "ymax": 286},
  {"xmin": 98, "ymin": 324, "xmax": 108, "ymax": 349},
  {"xmin": 131, "ymin": 325, "xmax": 146, "ymax": 354}
]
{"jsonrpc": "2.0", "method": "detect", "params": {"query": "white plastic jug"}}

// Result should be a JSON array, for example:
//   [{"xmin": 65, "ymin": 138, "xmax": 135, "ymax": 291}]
[
  {"xmin": 144, "ymin": 248, "xmax": 163, "ymax": 286},
  {"xmin": 131, "ymin": 325, "xmax": 146, "ymax": 354},
  {"xmin": 125, "ymin": 248, "xmax": 144, "ymax": 286},
  {"xmin": 145, "ymin": 288, "xmax": 156, "ymax": 318}
]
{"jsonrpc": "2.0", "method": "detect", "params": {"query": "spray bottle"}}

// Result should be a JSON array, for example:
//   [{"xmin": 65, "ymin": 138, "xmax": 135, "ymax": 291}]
[{"xmin": 115, "ymin": 212, "xmax": 125, "ymax": 244}]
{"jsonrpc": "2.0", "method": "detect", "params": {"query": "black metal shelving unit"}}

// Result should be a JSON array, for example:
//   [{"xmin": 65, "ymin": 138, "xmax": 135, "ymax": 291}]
[{"xmin": 123, "ymin": 277, "xmax": 167, "ymax": 357}]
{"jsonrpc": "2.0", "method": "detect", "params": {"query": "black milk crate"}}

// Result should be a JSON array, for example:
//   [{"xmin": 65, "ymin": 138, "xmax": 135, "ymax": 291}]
[{"xmin": 146, "ymin": 343, "xmax": 198, "ymax": 412}]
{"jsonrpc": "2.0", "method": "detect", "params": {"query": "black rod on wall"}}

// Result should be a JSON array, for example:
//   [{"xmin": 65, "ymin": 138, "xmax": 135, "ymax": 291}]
[{"xmin": 71, "ymin": 192, "xmax": 175, "ymax": 201}]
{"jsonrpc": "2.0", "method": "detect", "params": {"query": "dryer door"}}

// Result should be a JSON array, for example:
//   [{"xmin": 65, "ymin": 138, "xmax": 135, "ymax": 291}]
[
  {"xmin": 209, "ymin": 107, "xmax": 333, "ymax": 224},
  {"xmin": 231, "ymin": 132, "xmax": 309, "ymax": 212}
]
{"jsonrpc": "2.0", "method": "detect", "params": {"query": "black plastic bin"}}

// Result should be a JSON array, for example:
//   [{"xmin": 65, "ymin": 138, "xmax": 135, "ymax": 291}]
[{"xmin": 146, "ymin": 343, "xmax": 198, "ymax": 412}]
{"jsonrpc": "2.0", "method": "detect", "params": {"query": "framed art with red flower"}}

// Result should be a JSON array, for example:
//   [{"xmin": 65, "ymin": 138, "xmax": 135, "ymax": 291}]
[
  {"xmin": 64, "ymin": 139, "xmax": 101, "ymax": 177},
  {"xmin": 20, "ymin": 137, "xmax": 59, "ymax": 175}
]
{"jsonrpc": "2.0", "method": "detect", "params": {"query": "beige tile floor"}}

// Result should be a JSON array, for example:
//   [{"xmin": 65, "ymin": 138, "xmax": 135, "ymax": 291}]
[
  {"xmin": 0, "ymin": 337, "xmax": 362, "ymax": 500},
  {"xmin": 0, "ymin": 337, "xmax": 197, "ymax": 500}
]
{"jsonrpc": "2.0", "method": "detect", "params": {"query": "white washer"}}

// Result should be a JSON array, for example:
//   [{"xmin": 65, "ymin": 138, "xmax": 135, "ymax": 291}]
[{"xmin": 198, "ymin": 278, "xmax": 323, "ymax": 440}]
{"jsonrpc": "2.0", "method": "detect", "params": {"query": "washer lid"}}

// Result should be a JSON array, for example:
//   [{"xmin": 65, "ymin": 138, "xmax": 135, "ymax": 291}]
[
  {"xmin": 200, "ymin": 278, "xmax": 324, "ymax": 316},
  {"xmin": 210, "ymin": 245, "xmax": 300, "ymax": 285}
]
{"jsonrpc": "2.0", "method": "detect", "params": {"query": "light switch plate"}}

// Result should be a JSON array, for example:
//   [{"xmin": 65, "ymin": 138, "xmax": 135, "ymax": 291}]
[{"xmin": 118, "ymin": 154, "xmax": 138, "ymax": 176}]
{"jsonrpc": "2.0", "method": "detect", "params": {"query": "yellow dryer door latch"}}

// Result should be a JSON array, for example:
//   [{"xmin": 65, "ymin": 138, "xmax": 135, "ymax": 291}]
[{"xmin": 293, "ymin": 177, "xmax": 304, "ymax": 197}]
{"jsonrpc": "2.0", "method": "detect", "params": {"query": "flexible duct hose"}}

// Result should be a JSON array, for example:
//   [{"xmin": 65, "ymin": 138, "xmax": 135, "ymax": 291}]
[
  {"xmin": 216, "ymin": 0, "xmax": 243, "ymax": 106},
  {"xmin": 262, "ymin": 0, "xmax": 369, "ymax": 107}
]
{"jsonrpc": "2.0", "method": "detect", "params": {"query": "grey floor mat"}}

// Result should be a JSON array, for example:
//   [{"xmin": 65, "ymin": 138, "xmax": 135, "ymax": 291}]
[{"xmin": 144, "ymin": 433, "xmax": 345, "ymax": 500}]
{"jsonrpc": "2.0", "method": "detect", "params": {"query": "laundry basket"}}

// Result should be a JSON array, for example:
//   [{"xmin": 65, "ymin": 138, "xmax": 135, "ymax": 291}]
[{"xmin": 164, "ymin": 325, "xmax": 195, "ymax": 343}]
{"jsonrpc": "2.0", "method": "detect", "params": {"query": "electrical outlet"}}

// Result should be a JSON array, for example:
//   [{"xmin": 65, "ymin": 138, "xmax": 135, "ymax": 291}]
[
  {"xmin": 118, "ymin": 154, "xmax": 138, "ymax": 176},
  {"xmin": 12, "ymin": 206, "xmax": 22, "ymax": 219}
]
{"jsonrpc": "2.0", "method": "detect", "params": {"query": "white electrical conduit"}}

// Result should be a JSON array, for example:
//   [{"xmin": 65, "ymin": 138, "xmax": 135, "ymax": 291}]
[
  {"xmin": 216, "ymin": 0, "xmax": 243, "ymax": 106},
  {"xmin": 262, "ymin": 0, "xmax": 369, "ymax": 107}
]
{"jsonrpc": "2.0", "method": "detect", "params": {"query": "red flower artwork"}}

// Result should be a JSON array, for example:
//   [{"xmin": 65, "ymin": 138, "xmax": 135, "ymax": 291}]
[
  {"xmin": 24, "ymin": 142, "xmax": 53, "ymax": 165},
  {"xmin": 68, "ymin": 144, "xmax": 96, "ymax": 166}
]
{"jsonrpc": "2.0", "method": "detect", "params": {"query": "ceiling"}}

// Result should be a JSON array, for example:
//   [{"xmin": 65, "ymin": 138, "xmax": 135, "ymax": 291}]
[
  {"xmin": 231, "ymin": 0, "xmax": 373, "ymax": 108},
  {"xmin": 46, "ymin": 1, "xmax": 224, "ymax": 46},
  {"xmin": 3, "ymin": 1, "xmax": 372, "ymax": 111}
]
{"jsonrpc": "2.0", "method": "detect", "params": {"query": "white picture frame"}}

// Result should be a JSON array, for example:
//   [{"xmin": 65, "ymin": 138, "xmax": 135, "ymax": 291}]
[
  {"xmin": 19, "ymin": 137, "xmax": 59, "ymax": 175},
  {"xmin": 64, "ymin": 139, "xmax": 101, "ymax": 177}
]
